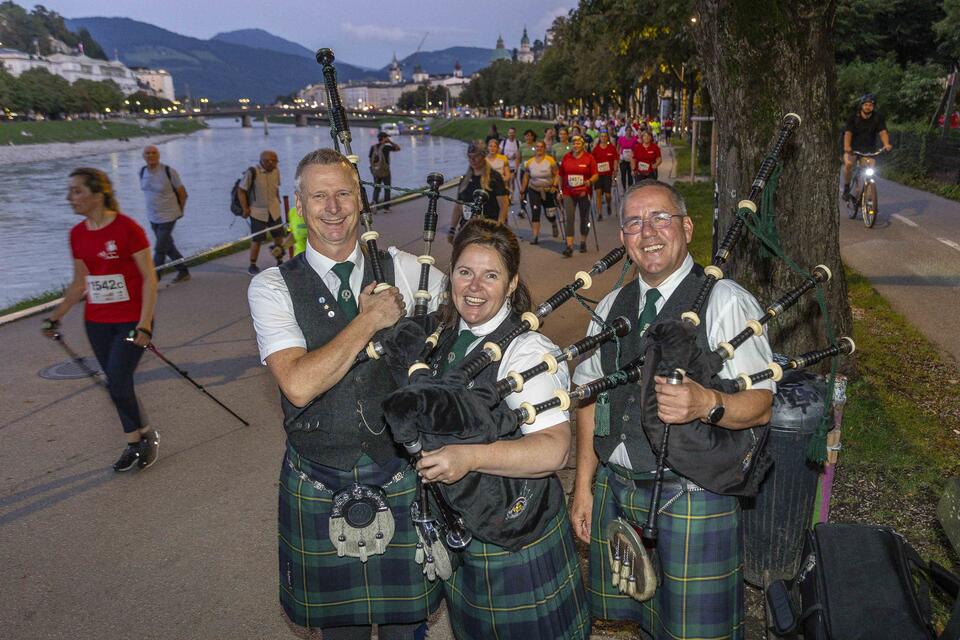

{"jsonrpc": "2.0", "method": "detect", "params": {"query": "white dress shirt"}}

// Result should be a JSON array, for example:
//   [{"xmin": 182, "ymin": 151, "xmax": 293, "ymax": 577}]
[
  {"xmin": 248, "ymin": 241, "xmax": 446, "ymax": 363},
  {"xmin": 457, "ymin": 301, "xmax": 571, "ymax": 435},
  {"xmin": 572, "ymin": 253, "xmax": 775, "ymax": 469}
]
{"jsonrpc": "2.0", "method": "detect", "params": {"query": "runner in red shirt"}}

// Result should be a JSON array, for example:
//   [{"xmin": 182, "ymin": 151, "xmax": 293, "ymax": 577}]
[
  {"xmin": 591, "ymin": 130, "xmax": 619, "ymax": 220},
  {"xmin": 558, "ymin": 135, "xmax": 598, "ymax": 256},
  {"xmin": 632, "ymin": 130, "xmax": 663, "ymax": 181},
  {"xmin": 43, "ymin": 167, "xmax": 160, "ymax": 472}
]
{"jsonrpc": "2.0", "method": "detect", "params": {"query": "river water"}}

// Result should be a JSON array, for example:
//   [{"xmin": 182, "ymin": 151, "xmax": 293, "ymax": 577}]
[{"xmin": 0, "ymin": 119, "xmax": 467, "ymax": 308}]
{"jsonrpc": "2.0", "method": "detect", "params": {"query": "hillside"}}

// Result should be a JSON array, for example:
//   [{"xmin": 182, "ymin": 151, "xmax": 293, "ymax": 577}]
[
  {"xmin": 387, "ymin": 46, "xmax": 494, "ymax": 77},
  {"xmin": 64, "ymin": 17, "xmax": 380, "ymax": 102},
  {"xmin": 211, "ymin": 28, "xmax": 314, "ymax": 60},
  {"xmin": 0, "ymin": 2, "xmax": 107, "ymax": 59}
]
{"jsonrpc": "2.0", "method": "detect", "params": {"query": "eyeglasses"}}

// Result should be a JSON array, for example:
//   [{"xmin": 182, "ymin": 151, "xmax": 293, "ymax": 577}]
[{"xmin": 620, "ymin": 212, "xmax": 685, "ymax": 235}]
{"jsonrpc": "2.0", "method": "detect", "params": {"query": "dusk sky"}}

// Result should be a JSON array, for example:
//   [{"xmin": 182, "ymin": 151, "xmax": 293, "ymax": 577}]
[{"xmin": 28, "ymin": 0, "xmax": 578, "ymax": 68}]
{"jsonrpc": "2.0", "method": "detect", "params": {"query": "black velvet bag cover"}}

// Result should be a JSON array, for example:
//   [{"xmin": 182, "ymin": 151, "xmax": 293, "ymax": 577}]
[
  {"xmin": 381, "ymin": 316, "xmax": 563, "ymax": 551},
  {"xmin": 639, "ymin": 320, "xmax": 773, "ymax": 496}
]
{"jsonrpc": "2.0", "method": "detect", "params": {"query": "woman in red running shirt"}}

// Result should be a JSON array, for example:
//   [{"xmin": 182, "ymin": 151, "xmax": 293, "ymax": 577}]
[
  {"xmin": 632, "ymin": 130, "xmax": 662, "ymax": 180},
  {"xmin": 43, "ymin": 168, "xmax": 160, "ymax": 472},
  {"xmin": 591, "ymin": 130, "xmax": 619, "ymax": 220}
]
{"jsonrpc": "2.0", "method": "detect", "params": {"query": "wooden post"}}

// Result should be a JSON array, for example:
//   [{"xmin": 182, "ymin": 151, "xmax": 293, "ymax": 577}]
[{"xmin": 690, "ymin": 119, "xmax": 698, "ymax": 181}]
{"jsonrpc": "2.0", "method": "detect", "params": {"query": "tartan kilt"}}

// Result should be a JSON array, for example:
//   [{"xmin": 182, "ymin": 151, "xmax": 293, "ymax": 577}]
[
  {"xmin": 278, "ymin": 444, "xmax": 443, "ymax": 629},
  {"xmin": 588, "ymin": 464, "xmax": 744, "ymax": 640},
  {"xmin": 444, "ymin": 503, "xmax": 591, "ymax": 640}
]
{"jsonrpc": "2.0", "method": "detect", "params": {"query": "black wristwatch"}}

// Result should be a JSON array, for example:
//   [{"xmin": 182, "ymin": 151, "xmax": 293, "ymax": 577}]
[{"xmin": 705, "ymin": 391, "xmax": 725, "ymax": 424}]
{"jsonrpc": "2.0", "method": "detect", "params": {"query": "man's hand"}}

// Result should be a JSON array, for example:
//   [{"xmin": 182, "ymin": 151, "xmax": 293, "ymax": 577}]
[
  {"xmin": 883, "ymin": 143, "xmax": 893, "ymax": 152},
  {"xmin": 41, "ymin": 317, "xmax": 60, "ymax": 339},
  {"xmin": 569, "ymin": 487, "xmax": 593, "ymax": 544},
  {"xmin": 358, "ymin": 281, "xmax": 405, "ymax": 330},
  {"xmin": 654, "ymin": 375, "xmax": 713, "ymax": 424},
  {"xmin": 417, "ymin": 445, "xmax": 477, "ymax": 484}
]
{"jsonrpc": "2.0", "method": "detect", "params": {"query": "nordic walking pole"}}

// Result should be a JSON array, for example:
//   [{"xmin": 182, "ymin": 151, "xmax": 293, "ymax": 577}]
[
  {"xmin": 589, "ymin": 200, "xmax": 601, "ymax": 252},
  {"xmin": 46, "ymin": 329, "xmax": 109, "ymax": 390},
  {"xmin": 132, "ymin": 338, "xmax": 250, "ymax": 426}
]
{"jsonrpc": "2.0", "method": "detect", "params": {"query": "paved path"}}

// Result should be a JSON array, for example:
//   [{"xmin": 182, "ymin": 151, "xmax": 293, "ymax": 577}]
[
  {"xmin": 839, "ymin": 178, "xmax": 960, "ymax": 364},
  {"xmin": 0, "ymin": 173, "xmax": 644, "ymax": 639}
]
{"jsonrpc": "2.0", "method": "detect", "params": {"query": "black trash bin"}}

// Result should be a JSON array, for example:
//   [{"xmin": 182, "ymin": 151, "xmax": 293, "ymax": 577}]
[{"xmin": 742, "ymin": 371, "xmax": 832, "ymax": 587}]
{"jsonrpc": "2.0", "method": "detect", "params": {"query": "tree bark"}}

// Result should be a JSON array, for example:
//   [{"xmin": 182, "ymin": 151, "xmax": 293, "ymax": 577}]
[{"xmin": 693, "ymin": 0, "xmax": 852, "ymax": 359}]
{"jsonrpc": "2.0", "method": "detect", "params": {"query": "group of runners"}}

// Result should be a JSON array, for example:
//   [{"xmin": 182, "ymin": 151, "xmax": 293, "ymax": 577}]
[{"xmin": 460, "ymin": 114, "xmax": 672, "ymax": 257}]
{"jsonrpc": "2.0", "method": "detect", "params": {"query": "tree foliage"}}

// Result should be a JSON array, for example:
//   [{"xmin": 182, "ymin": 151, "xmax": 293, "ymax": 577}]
[
  {"xmin": 0, "ymin": 69, "xmax": 125, "ymax": 117},
  {"xmin": 0, "ymin": 2, "xmax": 108, "ymax": 59}
]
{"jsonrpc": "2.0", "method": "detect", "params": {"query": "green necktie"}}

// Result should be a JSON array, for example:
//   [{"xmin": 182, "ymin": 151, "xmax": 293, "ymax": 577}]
[
  {"xmin": 331, "ymin": 261, "xmax": 358, "ymax": 321},
  {"xmin": 638, "ymin": 288, "xmax": 662, "ymax": 336},
  {"xmin": 443, "ymin": 329, "xmax": 477, "ymax": 373}
]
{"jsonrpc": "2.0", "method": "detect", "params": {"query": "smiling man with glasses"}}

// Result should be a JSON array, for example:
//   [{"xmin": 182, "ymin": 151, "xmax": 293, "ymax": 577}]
[{"xmin": 569, "ymin": 180, "xmax": 775, "ymax": 640}]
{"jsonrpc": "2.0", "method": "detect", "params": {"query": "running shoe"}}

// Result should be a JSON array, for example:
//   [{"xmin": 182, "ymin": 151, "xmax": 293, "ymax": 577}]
[
  {"xmin": 247, "ymin": 264, "xmax": 260, "ymax": 276},
  {"xmin": 562, "ymin": 246, "xmax": 573, "ymax": 258},
  {"xmin": 113, "ymin": 444, "xmax": 140, "ymax": 472},
  {"xmin": 172, "ymin": 271, "xmax": 191, "ymax": 284},
  {"xmin": 138, "ymin": 430, "xmax": 160, "ymax": 470}
]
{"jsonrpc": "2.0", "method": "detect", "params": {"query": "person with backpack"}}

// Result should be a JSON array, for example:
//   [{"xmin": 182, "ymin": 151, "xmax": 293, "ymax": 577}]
[
  {"xmin": 238, "ymin": 150, "xmax": 285, "ymax": 275},
  {"xmin": 140, "ymin": 145, "xmax": 190, "ymax": 284},
  {"xmin": 369, "ymin": 132, "xmax": 400, "ymax": 213}
]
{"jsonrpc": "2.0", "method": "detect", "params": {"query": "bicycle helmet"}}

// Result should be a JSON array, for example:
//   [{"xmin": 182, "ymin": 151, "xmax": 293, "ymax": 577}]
[{"xmin": 858, "ymin": 93, "xmax": 877, "ymax": 107}]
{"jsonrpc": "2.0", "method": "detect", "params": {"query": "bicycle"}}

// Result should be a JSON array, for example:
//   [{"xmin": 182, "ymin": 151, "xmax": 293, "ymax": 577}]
[{"xmin": 838, "ymin": 149, "xmax": 884, "ymax": 228}]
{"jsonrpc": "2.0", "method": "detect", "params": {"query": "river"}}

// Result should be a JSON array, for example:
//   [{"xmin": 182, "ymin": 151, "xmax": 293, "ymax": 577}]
[{"xmin": 0, "ymin": 119, "xmax": 468, "ymax": 308}]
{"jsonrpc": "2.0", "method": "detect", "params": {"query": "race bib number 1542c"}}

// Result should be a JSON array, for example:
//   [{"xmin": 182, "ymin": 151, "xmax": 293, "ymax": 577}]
[{"xmin": 86, "ymin": 274, "xmax": 130, "ymax": 304}]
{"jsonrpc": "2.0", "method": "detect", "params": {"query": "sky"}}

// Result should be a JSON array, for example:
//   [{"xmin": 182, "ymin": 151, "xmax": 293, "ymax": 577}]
[{"xmin": 27, "ymin": 0, "xmax": 578, "ymax": 68}]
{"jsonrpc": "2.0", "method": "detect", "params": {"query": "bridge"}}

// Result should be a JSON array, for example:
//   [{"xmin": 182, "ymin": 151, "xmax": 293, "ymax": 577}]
[{"xmin": 151, "ymin": 105, "xmax": 416, "ymax": 128}]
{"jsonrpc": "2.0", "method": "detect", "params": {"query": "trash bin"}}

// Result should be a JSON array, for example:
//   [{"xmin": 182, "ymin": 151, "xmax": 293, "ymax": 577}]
[{"xmin": 742, "ymin": 370, "xmax": 831, "ymax": 587}]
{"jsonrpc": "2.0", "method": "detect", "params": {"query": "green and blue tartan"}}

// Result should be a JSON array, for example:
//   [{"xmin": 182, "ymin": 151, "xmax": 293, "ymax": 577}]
[
  {"xmin": 278, "ymin": 444, "xmax": 443, "ymax": 629},
  {"xmin": 589, "ymin": 464, "xmax": 744, "ymax": 640},
  {"xmin": 444, "ymin": 506, "xmax": 592, "ymax": 640}
]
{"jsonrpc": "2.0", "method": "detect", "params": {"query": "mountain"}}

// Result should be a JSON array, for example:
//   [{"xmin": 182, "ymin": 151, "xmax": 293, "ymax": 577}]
[
  {"xmin": 386, "ymin": 47, "xmax": 494, "ymax": 77},
  {"xmin": 64, "ymin": 17, "xmax": 384, "ymax": 102},
  {"xmin": 211, "ymin": 28, "xmax": 313, "ymax": 59}
]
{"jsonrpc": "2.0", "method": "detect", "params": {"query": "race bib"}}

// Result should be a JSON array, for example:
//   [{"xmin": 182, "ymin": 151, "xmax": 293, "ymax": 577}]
[
  {"xmin": 597, "ymin": 162, "xmax": 610, "ymax": 173},
  {"xmin": 567, "ymin": 174, "xmax": 584, "ymax": 187},
  {"xmin": 620, "ymin": 148, "xmax": 633, "ymax": 161},
  {"xmin": 86, "ymin": 274, "xmax": 130, "ymax": 304},
  {"xmin": 637, "ymin": 161, "xmax": 650, "ymax": 172}
]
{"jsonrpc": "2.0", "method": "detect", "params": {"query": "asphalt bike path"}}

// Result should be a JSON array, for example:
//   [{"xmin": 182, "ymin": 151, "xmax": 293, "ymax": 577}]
[{"xmin": 839, "ymin": 177, "xmax": 960, "ymax": 364}]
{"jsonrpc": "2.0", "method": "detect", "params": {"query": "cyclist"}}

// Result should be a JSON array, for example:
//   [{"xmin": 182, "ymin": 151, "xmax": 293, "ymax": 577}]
[{"xmin": 842, "ymin": 93, "xmax": 893, "ymax": 200}]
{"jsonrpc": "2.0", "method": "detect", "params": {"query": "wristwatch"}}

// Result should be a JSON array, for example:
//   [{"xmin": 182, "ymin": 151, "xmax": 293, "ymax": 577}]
[{"xmin": 705, "ymin": 390, "xmax": 725, "ymax": 424}]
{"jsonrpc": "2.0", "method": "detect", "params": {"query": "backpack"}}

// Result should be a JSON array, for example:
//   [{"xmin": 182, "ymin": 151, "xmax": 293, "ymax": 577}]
[
  {"xmin": 140, "ymin": 164, "xmax": 183, "ymax": 212},
  {"xmin": 230, "ymin": 166, "xmax": 257, "ymax": 216},
  {"xmin": 370, "ymin": 144, "xmax": 390, "ymax": 179}
]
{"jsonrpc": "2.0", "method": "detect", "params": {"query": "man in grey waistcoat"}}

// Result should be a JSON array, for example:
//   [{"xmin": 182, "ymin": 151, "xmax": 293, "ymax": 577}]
[{"xmin": 248, "ymin": 148, "xmax": 445, "ymax": 639}]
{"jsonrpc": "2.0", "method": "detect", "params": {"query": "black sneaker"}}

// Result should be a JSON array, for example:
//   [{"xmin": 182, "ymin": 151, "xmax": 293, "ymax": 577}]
[
  {"xmin": 113, "ymin": 444, "xmax": 140, "ymax": 472},
  {"xmin": 138, "ymin": 430, "xmax": 160, "ymax": 470},
  {"xmin": 562, "ymin": 246, "xmax": 573, "ymax": 258},
  {"xmin": 247, "ymin": 263, "xmax": 260, "ymax": 276},
  {"xmin": 517, "ymin": 210, "xmax": 526, "ymax": 219},
  {"xmin": 580, "ymin": 242, "xmax": 588, "ymax": 253},
  {"xmin": 530, "ymin": 237, "xmax": 539, "ymax": 245},
  {"xmin": 172, "ymin": 271, "xmax": 191, "ymax": 284}
]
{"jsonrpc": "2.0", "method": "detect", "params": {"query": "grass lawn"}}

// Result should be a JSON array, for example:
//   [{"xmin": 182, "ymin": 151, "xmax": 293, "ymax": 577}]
[
  {"xmin": 0, "ymin": 118, "xmax": 206, "ymax": 145},
  {"xmin": 677, "ymin": 180, "xmax": 960, "ymax": 568}
]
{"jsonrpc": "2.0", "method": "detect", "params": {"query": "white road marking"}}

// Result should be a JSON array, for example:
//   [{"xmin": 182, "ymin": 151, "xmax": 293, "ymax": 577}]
[
  {"xmin": 892, "ymin": 214, "xmax": 918, "ymax": 227},
  {"xmin": 937, "ymin": 237, "xmax": 960, "ymax": 252}
]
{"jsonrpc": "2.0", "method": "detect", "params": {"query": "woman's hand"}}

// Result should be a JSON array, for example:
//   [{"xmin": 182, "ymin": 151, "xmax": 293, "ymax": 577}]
[{"xmin": 417, "ymin": 445, "xmax": 478, "ymax": 484}]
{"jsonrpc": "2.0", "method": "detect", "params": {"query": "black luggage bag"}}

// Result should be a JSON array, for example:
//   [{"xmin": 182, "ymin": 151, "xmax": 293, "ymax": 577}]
[{"xmin": 766, "ymin": 523, "xmax": 960, "ymax": 639}]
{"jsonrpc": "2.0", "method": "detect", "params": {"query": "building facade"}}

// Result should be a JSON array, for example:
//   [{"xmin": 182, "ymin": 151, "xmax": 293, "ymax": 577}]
[
  {"xmin": 132, "ymin": 68, "xmax": 175, "ymax": 101},
  {"xmin": 0, "ymin": 49, "xmax": 144, "ymax": 95}
]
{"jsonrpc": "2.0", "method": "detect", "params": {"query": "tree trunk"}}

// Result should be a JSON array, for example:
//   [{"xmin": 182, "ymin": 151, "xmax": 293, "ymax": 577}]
[{"xmin": 693, "ymin": 0, "xmax": 852, "ymax": 359}]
